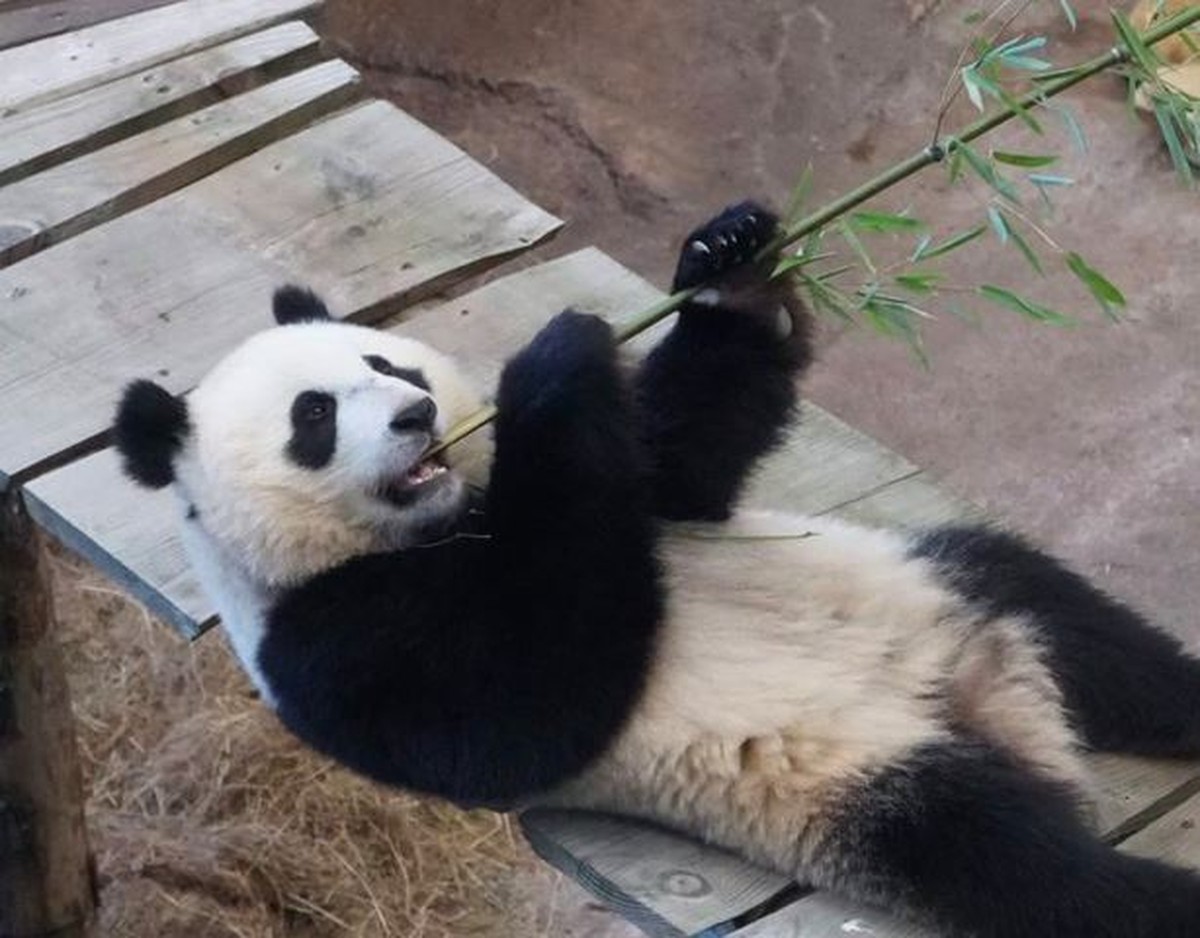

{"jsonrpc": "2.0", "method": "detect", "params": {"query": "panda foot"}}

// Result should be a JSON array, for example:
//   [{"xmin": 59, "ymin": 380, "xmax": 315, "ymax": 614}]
[{"xmin": 672, "ymin": 201, "xmax": 780, "ymax": 292}]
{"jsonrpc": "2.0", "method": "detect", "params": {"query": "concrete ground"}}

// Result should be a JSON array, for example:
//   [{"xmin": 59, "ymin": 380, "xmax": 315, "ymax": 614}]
[{"xmin": 326, "ymin": 0, "xmax": 1200, "ymax": 643}]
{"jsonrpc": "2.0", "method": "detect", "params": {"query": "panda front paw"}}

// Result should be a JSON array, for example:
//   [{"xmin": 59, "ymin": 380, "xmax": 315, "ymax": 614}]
[
  {"xmin": 498, "ymin": 310, "xmax": 621, "ymax": 426},
  {"xmin": 672, "ymin": 201, "xmax": 780, "ymax": 292}
]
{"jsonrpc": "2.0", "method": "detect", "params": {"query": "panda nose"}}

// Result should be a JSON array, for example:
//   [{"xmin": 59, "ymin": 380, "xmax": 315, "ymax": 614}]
[{"xmin": 390, "ymin": 397, "xmax": 437, "ymax": 435}]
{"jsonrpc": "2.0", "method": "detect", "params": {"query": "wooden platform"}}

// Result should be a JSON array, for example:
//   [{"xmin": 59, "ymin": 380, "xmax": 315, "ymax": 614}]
[{"xmin": 4, "ymin": 1, "xmax": 1200, "ymax": 935}]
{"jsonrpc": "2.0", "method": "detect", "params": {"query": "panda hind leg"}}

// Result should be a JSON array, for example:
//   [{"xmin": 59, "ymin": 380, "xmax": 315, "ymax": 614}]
[
  {"xmin": 912, "ymin": 524, "xmax": 1200, "ymax": 758},
  {"xmin": 805, "ymin": 738, "xmax": 1200, "ymax": 938}
]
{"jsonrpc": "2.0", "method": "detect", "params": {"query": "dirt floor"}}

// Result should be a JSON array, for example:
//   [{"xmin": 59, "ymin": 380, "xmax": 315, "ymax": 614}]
[{"xmin": 27, "ymin": 0, "xmax": 1200, "ymax": 935}]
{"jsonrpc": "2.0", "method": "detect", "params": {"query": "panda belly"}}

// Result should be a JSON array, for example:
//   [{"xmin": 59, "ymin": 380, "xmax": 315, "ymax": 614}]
[{"xmin": 539, "ymin": 511, "xmax": 1089, "ymax": 875}]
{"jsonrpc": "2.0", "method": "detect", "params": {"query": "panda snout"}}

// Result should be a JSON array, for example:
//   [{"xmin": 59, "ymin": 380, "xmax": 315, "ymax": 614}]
[{"xmin": 389, "ymin": 397, "xmax": 437, "ymax": 435}]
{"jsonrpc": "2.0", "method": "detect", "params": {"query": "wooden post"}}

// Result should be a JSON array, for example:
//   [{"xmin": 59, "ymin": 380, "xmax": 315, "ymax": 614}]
[{"xmin": 0, "ymin": 491, "xmax": 93, "ymax": 938}]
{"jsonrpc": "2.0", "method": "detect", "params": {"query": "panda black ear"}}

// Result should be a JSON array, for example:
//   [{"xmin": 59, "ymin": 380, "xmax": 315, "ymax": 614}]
[
  {"xmin": 113, "ymin": 380, "xmax": 190, "ymax": 489},
  {"xmin": 273, "ymin": 284, "xmax": 333, "ymax": 325}
]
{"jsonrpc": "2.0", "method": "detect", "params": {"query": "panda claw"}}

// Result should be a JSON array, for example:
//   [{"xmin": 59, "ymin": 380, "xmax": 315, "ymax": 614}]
[{"xmin": 672, "ymin": 200, "xmax": 780, "ymax": 291}]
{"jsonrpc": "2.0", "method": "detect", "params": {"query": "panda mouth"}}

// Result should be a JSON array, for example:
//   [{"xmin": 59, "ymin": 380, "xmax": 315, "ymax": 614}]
[{"xmin": 378, "ymin": 455, "xmax": 449, "ymax": 507}]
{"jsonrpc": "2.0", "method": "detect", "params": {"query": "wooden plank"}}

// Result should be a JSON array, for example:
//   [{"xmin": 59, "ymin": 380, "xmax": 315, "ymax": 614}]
[
  {"xmin": 818, "ymin": 470, "xmax": 983, "ymax": 528},
  {"xmin": 23, "ymin": 449, "xmax": 210, "ymax": 637},
  {"xmin": 728, "ymin": 892, "xmax": 937, "ymax": 938},
  {"xmin": 1121, "ymin": 788, "xmax": 1200, "ymax": 871},
  {"xmin": 743, "ymin": 408, "xmax": 919, "ymax": 517},
  {"xmin": 0, "ymin": 59, "xmax": 362, "ymax": 267},
  {"xmin": 0, "ymin": 98, "xmax": 560, "ymax": 484},
  {"xmin": 0, "ymin": 21, "xmax": 323, "ymax": 187},
  {"xmin": 0, "ymin": 0, "xmax": 178, "ymax": 52},
  {"xmin": 520, "ymin": 810, "xmax": 793, "ymax": 938},
  {"xmin": 1093, "ymin": 753, "xmax": 1200, "ymax": 843},
  {"xmin": 0, "ymin": 0, "xmax": 318, "ymax": 114}
]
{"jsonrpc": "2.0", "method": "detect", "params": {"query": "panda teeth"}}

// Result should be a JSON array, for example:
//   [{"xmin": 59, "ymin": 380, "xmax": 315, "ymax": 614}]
[{"xmin": 405, "ymin": 459, "xmax": 447, "ymax": 486}]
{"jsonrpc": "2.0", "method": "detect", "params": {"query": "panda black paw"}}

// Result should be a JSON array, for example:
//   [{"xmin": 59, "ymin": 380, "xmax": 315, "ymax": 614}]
[
  {"xmin": 672, "ymin": 201, "xmax": 780, "ymax": 292},
  {"xmin": 498, "ymin": 310, "xmax": 621, "ymax": 426}
]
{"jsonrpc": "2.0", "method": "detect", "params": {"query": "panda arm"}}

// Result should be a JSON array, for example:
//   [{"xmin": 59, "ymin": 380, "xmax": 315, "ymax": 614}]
[
  {"xmin": 261, "ymin": 311, "xmax": 662, "ymax": 805},
  {"xmin": 636, "ymin": 202, "xmax": 812, "ymax": 521}
]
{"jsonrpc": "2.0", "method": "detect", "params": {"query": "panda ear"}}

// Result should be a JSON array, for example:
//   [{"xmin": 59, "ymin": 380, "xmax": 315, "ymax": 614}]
[
  {"xmin": 273, "ymin": 284, "xmax": 332, "ymax": 325},
  {"xmin": 113, "ymin": 380, "xmax": 190, "ymax": 489}
]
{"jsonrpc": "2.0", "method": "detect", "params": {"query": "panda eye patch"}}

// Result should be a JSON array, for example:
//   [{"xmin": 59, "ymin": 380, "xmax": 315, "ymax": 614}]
[
  {"xmin": 287, "ymin": 390, "xmax": 337, "ymax": 470},
  {"xmin": 363, "ymin": 355, "xmax": 430, "ymax": 392}
]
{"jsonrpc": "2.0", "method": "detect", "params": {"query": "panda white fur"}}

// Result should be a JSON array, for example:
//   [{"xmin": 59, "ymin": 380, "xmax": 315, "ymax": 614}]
[{"xmin": 115, "ymin": 204, "xmax": 1200, "ymax": 937}]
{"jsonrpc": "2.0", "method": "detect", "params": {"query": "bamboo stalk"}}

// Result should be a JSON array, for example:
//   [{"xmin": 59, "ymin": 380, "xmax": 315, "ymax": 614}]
[{"xmin": 429, "ymin": 6, "xmax": 1200, "ymax": 457}]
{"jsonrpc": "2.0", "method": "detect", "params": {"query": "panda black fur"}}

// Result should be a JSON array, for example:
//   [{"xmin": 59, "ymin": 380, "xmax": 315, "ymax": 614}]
[{"xmin": 115, "ymin": 203, "xmax": 1200, "ymax": 937}]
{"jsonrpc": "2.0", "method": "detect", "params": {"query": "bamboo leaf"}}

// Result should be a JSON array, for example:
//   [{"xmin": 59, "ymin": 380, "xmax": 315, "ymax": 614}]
[
  {"xmin": 1007, "ymin": 225, "xmax": 1045, "ymax": 275},
  {"xmin": 963, "ymin": 66, "xmax": 1044, "ymax": 133},
  {"xmin": 814, "ymin": 264, "xmax": 856, "ymax": 282},
  {"xmin": 1027, "ymin": 173, "xmax": 1075, "ymax": 187},
  {"xmin": 894, "ymin": 272, "xmax": 944, "ymax": 294},
  {"xmin": 1066, "ymin": 252, "xmax": 1126, "ymax": 319},
  {"xmin": 800, "ymin": 274, "xmax": 857, "ymax": 324},
  {"xmin": 986, "ymin": 205, "xmax": 1010, "ymax": 244},
  {"xmin": 861, "ymin": 295, "xmax": 931, "ymax": 366},
  {"xmin": 963, "ymin": 67, "xmax": 986, "ymax": 111},
  {"xmin": 1053, "ymin": 103, "xmax": 1089, "ymax": 154},
  {"xmin": 1059, "ymin": 0, "xmax": 1078, "ymax": 31},
  {"xmin": 991, "ymin": 150, "xmax": 1059, "ymax": 167},
  {"xmin": 1113, "ymin": 9, "xmax": 1162, "ymax": 74},
  {"xmin": 957, "ymin": 142, "xmax": 1022, "ymax": 202},
  {"xmin": 978, "ymin": 284, "xmax": 1074, "ymax": 325},
  {"xmin": 784, "ymin": 163, "xmax": 814, "ymax": 225},
  {"xmin": 1153, "ymin": 97, "xmax": 1196, "ymax": 185},
  {"xmin": 848, "ymin": 210, "xmax": 925, "ymax": 233},
  {"xmin": 912, "ymin": 225, "xmax": 987, "ymax": 261},
  {"xmin": 771, "ymin": 250, "xmax": 837, "ymax": 278},
  {"xmin": 838, "ymin": 220, "xmax": 877, "ymax": 274}
]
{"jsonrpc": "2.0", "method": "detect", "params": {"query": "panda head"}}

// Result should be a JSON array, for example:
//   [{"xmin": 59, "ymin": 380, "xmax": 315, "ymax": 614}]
[{"xmin": 114, "ymin": 286, "xmax": 489, "ymax": 587}]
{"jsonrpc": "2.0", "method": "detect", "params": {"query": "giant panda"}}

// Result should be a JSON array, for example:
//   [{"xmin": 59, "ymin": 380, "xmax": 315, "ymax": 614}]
[{"xmin": 114, "ymin": 202, "xmax": 1200, "ymax": 937}]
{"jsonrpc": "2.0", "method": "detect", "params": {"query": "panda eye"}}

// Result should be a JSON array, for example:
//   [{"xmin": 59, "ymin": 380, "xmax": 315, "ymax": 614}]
[
  {"xmin": 363, "ymin": 355, "xmax": 431, "ymax": 392},
  {"xmin": 294, "ymin": 390, "xmax": 335, "ymax": 423}
]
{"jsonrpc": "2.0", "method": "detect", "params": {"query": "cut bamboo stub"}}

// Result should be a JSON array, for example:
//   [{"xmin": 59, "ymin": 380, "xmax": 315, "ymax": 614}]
[{"xmin": 426, "ymin": 4, "xmax": 1200, "ymax": 459}]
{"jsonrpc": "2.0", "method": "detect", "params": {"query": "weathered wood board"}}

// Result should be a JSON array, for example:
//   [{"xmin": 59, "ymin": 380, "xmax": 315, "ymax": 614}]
[
  {"xmin": 521, "ymin": 809, "xmax": 794, "ymax": 938},
  {"xmin": 0, "ymin": 0, "xmax": 178, "ymax": 52},
  {"xmin": 0, "ymin": 0, "xmax": 318, "ymax": 114},
  {"xmin": 25, "ymin": 447, "xmax": 211, "ymax": 636},
  {"xmin": 728, "ymin": 891, "xmax": 937, "ymax": 938},
  {"xmin": 0, "ymin": 21, "xmax": 323, "ymax": 186},
  {"xmin": 1121, "ymin": 788, "xmax": 1200, "ymax": 871},
  {"xmin": 0, "ymin": 99, "xmax": 560, "ymax": 484},
  {"xmin": 0, "ymin": 59, "xmax": 361, "ymax": 267}
]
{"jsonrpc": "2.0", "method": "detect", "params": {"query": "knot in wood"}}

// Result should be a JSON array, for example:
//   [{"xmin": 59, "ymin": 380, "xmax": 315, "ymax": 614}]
[{"xmin": 657, "ymin": 869, "xmax": 711, "ymax": 898}]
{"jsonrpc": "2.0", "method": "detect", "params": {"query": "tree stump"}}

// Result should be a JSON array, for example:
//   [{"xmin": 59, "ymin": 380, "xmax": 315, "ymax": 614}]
[{"xmin": 0, "ymin": 492, "xmax": 93, "ymax": 937}]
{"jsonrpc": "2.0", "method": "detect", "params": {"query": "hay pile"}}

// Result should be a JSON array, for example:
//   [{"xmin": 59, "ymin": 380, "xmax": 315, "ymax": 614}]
[{"xmin": 51, "ymin": 547, "xmax": 631, "ymax": 937}]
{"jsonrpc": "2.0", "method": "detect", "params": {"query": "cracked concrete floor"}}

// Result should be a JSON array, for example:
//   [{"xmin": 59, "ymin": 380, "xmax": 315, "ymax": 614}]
[{"xmin": 327, "ymin": 0, "xmax": 1199, "ymax": 643}]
